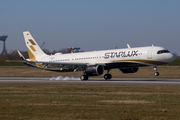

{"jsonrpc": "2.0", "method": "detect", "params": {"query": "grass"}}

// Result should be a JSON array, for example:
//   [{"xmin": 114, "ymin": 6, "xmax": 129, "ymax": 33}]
[
  {"xmin": 0, "ymin": 84, "xmax": 180, "ymax": 120},
  {"xmin": 0, "ymin": 60, "xmax": 25, "ymax": 66},
  {"xmin": 0, "ymin": 66, "xmax": 180, "ymax": 78},
  {"xmin": 0, "ymin": 66, "xmax": 179, "ymax": 119},
  {"xmin": 165, "ymin": 59, "xmax": 180, "ymax": 66}
]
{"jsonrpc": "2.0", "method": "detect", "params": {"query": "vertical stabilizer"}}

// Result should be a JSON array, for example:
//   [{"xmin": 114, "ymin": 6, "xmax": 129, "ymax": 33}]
[{"xmin": 23, "ymin": 31, "xmax": 47, "ymax": 60}]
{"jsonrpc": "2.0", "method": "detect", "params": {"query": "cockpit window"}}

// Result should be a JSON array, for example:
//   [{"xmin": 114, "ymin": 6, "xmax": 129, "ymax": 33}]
[{"xmin": 157, "ymin": 50, "xmax": 169, "ymax": 54}]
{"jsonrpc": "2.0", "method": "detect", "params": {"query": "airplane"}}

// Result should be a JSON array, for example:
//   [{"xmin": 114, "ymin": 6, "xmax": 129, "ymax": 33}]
[{"xmin": 9, "ymin": 31, "xmax": 175, "ymax": 80}]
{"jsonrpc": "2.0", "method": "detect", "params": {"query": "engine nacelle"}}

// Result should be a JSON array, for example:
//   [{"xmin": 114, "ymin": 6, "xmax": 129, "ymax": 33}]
[
  {"xmin": 119, "ymin": 67, "xmax": 139, "ymax": 73},
  {"xmin": 85, "ymin": 64, "xmax": 104, "ymax": 76}
]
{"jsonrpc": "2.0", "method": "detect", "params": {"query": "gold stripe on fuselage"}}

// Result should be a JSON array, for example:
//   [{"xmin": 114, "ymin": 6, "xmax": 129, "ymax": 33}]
[
  {"xmin": 111, "ymin": 59, "xmax": 167, "ymax": 65},
  {"xmin": 97, "ymin": 59, "xmax": 167, "ymax": 65}
]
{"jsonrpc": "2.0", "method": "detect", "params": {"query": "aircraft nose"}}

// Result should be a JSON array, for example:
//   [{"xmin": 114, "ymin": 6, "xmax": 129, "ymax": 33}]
[{"xmin": 168, "ymin": 53, "xmax": 176, "ymax": 62}]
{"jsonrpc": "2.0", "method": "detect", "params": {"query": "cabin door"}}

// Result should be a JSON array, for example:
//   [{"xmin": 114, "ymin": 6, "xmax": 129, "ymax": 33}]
[{"xmin": 147, "ymin": 48, "xmax": 153, "ymax": 59}]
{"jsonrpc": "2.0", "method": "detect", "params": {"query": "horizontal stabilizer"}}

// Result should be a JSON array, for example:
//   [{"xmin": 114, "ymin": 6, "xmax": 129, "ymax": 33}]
[
  {"xmin": 17, "ymin": 50, "xmax": 25, "ymax": 60},
  {"xmin": 6, "ymin": 60, "xmax": 27, "ymax": 63}
]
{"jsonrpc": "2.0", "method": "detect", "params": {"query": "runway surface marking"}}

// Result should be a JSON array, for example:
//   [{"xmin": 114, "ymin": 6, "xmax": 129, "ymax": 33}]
[{"xmin": 0, "ymin": 77, "xmax": 180, "ymax": 85}]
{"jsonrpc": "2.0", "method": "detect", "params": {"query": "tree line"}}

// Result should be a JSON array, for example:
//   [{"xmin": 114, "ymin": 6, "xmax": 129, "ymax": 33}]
[{"xmin": 0, "ymin": 48, "xmax": 84, "ymax": 60}]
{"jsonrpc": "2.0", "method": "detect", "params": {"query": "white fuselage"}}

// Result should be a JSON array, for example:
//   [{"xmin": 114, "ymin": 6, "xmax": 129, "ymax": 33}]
[{"xmin": 35, "ymin": 46, "xmax": 175, "ymax": 69}]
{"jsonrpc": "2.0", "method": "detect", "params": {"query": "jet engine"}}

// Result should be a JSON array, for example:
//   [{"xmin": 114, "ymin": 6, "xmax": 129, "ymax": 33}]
[
  {"xmin": 85, "ymin": 64, "xmax": 104, "ymax": 76},
  {"xmin": 119, "ymin": 67, "xmax": 139, "ymax": 73}
]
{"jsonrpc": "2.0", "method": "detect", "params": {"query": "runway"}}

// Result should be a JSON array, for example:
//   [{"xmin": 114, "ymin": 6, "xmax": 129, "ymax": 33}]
[{"xmin": 0, "ymin": 77, "xmax": 180, "ymax": 85}]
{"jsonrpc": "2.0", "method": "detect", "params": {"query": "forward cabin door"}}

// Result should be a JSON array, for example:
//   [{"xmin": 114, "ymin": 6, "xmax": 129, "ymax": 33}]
[{"xmin": 147, "ymin": 48, "xmax": 153, "ymax": 59}]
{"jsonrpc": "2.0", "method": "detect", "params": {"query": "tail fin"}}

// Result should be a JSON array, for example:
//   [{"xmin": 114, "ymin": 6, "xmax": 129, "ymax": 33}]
[{"xmin": 23, "ymin": 31, "xmax": 47, "ymax": 60}]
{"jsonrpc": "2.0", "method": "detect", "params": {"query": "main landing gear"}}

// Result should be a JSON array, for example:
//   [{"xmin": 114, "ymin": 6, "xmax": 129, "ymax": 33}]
[
  {"xmin": 104, "ymin": 70, "xmax": 112, "ymax": 80},
  {"xmin": 80, "ymin": 71, "xmax": 88, "ymax": 81},
  {"xmin": 80, "ymin": 70, "xmax": 112, "ymax": 81},
  {"xmin": 80, "ymin": 75, "xmax": 88, "ymax": 81},
  {"xmin": 153, "ymin": 65, "xmax": 159, "ymax": 76}
]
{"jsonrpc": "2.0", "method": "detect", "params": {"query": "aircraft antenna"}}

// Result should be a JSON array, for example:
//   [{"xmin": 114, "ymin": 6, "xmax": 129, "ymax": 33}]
[
  {"xmin": 41, "ymin": 42, "xmax": 45, "ymax": 49},
  {"xmin": 127, "ymin": 44, "xmax": 131, "ymax": 48}
]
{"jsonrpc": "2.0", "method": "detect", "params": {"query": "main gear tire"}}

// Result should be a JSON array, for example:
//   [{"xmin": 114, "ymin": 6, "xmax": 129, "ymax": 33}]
[{"xmin": 80, "ymin": 75, "xmax": 88, "ymax": 81}]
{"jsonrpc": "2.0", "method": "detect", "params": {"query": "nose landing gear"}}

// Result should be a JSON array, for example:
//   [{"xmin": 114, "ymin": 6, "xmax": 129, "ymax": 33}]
[{"xmin": 153, "ymin": 65, "xmax": 159, "ymax": 76}]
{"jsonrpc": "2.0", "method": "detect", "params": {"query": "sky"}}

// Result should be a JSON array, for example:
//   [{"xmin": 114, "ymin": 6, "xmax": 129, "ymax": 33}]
[{"xmin": 1, "ymin": 0, "xmax": 180, "ymax": 55}]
